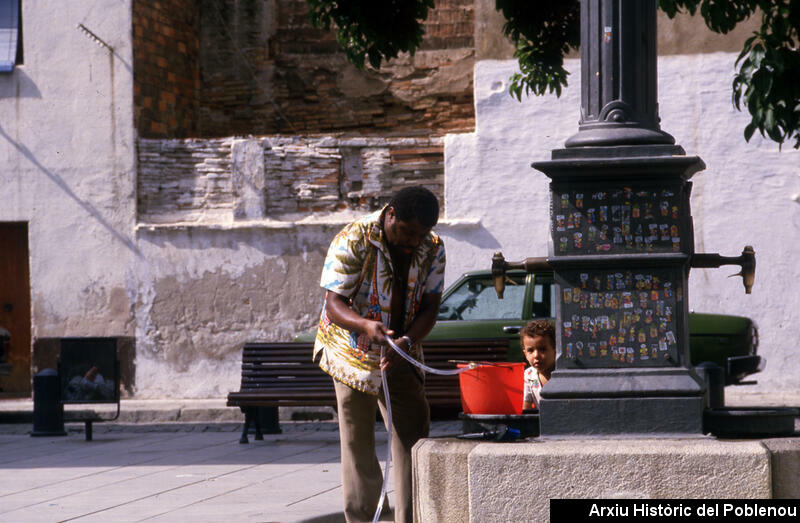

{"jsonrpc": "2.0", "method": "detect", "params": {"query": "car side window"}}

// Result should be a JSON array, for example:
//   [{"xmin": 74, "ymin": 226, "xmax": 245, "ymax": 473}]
[
  {"xmin": 530, "ymin": 281, "xmax": 555, "ymax": 319},
  {"xmin": 438, "ymin": 276, "xmax": 525, "ymax": 321}
]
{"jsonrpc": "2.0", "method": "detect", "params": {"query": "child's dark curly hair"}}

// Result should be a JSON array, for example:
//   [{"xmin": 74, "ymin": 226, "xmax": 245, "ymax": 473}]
[{"xmin": 519, "ymin": 319, "xmax": 555, "ymax": 344}]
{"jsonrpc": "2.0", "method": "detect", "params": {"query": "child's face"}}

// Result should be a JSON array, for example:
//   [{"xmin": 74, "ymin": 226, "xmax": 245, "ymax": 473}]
[{"xmin": 522, "ymin": 334, "xmax": 556, "ymax": 373}]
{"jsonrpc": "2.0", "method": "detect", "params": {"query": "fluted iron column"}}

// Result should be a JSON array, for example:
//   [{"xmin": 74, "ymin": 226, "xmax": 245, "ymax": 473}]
[
  {"xmin": 566, "ymin": 0, "xmax": 675, "ymax": 147},
  {"xmin": 530, "ymin": 0, "xmax": 707, "ymax": 436}
]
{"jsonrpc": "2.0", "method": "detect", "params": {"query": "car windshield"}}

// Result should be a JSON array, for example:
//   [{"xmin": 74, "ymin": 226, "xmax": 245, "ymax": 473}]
[{"xmin": 438, "ymin": 275, "xmax": 526, "ymax": 321}]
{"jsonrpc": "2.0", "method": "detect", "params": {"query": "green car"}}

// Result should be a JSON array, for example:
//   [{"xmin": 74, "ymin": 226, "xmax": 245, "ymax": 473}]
[
  {"xmin": 297, "ymin": 268, "xmax": 762, "ymax": 385},
  {"xmin": 430, "ymin": 269, "xmax": 762, "ymax": 385}
]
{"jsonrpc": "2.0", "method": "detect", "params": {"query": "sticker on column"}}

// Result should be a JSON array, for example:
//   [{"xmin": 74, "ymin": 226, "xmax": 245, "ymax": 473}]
[
  {"xmin": 604, "ymin": 293, "xmax": 614, "ymax": 308},
  {"xmin": 648, "ymin": 223, "xmax": 658, "ymax": 240},
  {"xmin": 623, "ymin": 187, "xmax": 633, "ymax": 200},
  {"xmin": 613, "ymin": 227, "xmax": 623, "ymax": 244},
  {"xmin": 622, "ymin": 291, "xmax": 633, "ymax": 308},
  {"xmin": 603, "ymin": 26, "xmax": 612, "ymax": 43},
  {"xmin": 660, "ymin": 224, "xmax": 670, "ymax": 241}
]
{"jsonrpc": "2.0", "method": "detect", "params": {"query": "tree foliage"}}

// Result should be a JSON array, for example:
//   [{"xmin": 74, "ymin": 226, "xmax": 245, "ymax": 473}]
[
  {"xmin": 306, "ymin": 0, "xmax": 800, "ymax": 149},
  {"xmin": 305, "ymin": 0, "xmax": 433, "ymax": 69},
  {"xmin": 495, "ymin": 0, "xmax": 580, "ymax": 99},
  {"xmin": 663, "ymin": 0, "xmax": 800, "ymax": 148}
]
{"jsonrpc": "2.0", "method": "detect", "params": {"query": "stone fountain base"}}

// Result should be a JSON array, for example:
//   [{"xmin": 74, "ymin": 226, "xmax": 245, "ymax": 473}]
[{"xmin": 413, "ymin": 436, "xmax": 800, "ymax": 522}]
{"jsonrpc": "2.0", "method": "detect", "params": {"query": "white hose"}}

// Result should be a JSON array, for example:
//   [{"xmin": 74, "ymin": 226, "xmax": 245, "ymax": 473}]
[
  {"xmin": 372, "ymin": 336, "xmax": 478, "ymax": 523},
  {"xmin": 373, "ymin": 344, "xmax": 393, "ymax": 523}
]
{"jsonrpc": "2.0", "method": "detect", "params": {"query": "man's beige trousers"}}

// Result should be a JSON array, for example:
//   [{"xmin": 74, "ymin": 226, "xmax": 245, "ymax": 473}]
[{"xmin": 333, "ymin": 361, "xmax": 430, "ymax": 523}]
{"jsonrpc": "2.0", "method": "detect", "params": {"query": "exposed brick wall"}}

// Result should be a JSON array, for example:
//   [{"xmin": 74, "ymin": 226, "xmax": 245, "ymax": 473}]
[
  {"xmin": 196, "ymin": 0, "xmax": 475, "ymax": 137},
  {"xmin": 133, "ymin": 0, "xmax": 200, "ymax": 138},
  {"xmin": 137, "ymin": 136, "xmax": 444, "ymax": 223}
]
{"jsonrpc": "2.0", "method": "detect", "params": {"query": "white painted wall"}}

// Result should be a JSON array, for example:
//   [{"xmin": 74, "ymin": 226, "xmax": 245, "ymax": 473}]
[
  {"xmin": 441, "ymin": 54, "xmax": 800, "ymax": 393},
  {"xmin": 0, "ymin": 3, "xmax": 137, "ymax": 338},
  {"xmin": 3, "ymin": 4, "xmax": 796, "ymax": 399}
]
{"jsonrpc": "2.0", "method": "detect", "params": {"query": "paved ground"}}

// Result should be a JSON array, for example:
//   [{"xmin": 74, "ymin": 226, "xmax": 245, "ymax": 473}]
[
  {"xmin": 0, "ymin": 388, "xmax": 797, "ymax": 522},
  {"xmin": 0, "ymin": 403, "xmax": 462, "ymax": 523}
]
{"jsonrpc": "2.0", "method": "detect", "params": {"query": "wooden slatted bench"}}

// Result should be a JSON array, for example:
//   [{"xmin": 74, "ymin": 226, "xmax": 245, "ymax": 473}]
[{"xmin": 227, "ymin": 338, "xmax": 509, "ymax": 443}]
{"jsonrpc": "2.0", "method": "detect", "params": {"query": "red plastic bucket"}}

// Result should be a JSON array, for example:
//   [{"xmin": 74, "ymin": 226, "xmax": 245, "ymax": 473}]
[{"xmin": 457, "ymin": 362, "xmax": 525, "ymax": 415}]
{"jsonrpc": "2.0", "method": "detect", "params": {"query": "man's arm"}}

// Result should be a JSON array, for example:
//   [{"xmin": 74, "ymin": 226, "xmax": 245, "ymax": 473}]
[
  {"xmin": 325, "ymin": 291, "xmax": 393, "ymax": 344},
  {"xmin": 382, "ymin": 292, "xmax": 441, "ymax": 369},
  {"xmin": 402, "ymin": 292, "xmax": 441, "ymax": 347}
]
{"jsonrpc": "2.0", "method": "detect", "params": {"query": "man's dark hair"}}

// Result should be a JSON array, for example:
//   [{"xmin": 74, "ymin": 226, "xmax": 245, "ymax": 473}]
[
  {"xmin": 520, "ymin": 319, "xmax": 555, "ymax": 345},
  {"xmin": 388, "ymin": 186, "xmax": 440, "ymax": 228}
]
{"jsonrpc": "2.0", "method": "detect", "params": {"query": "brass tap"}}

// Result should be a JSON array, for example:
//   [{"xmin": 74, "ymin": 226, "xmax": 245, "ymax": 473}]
[
  {"xmin": 492, "ymin": 251, "xmax": 551, "ymax": 298},
  {"xmin": 691, "ymin": 246, "xmax": 756, "ymax": 294}
]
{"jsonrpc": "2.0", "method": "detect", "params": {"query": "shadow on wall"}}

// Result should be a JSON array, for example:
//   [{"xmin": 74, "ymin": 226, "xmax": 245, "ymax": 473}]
[
  {"xmin": 0, "ymin": 69, "xmax": 42, "ymax": 99},
  {"xmin": 439, "ymin": 224, "xmax": 502, "ymax": 250},
  {"xmin": 0, "ymin": 123, "xmax": 143, "ymax": 258}
]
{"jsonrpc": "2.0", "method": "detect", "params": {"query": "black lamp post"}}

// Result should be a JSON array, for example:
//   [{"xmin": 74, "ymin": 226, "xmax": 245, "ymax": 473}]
[{"xmin": 492, "ymin": 0, "xmax": 754, "ymax": 435}]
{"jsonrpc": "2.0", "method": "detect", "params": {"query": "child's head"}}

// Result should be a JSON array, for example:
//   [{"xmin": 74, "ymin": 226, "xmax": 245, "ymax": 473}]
[{"xmin": 520, "ymin": 320, "xmax": 556, "ymax": 375}]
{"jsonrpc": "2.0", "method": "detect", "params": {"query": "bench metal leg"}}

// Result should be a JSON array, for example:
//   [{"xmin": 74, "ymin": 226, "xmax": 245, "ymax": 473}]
[
  {"xmin": 253, "ymin": 412, "xmax": 263, "ymax": 441},
  {"xmin": 85, "ymin": 420, "xmax": 93, "ymax": 441},
  {"xmin": 257, "ymin": 406, "xmax": 281, "ymax": 436},
  {"xmin": 239, "ymin": 409, "xmax": 252, "ymax": 444}
]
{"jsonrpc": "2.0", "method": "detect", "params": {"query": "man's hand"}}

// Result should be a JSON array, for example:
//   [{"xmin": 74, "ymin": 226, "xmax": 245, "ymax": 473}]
[
  {"xmin": 380, "ymin": 336, "xmax": 410, "ymax": 371},
  {"xmin": 363, "ymin": 320, "xmax": 393, "ymax": 345}
]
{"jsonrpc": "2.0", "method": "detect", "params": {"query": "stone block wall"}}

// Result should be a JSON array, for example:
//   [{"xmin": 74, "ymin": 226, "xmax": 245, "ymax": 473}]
[
  {"xmin": 132, "ymin": 0, "xmax": 200, "ymax": 137},
  {"xmin": 137, "ymin": 136, "xmax": 444, "ymax": 223},
  {"xmin": 137, "ymin": 138, "xmax": 234, "ymax": 224}
]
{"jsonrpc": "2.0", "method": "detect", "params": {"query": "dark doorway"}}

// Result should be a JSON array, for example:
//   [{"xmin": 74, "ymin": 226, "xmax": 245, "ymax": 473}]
[{"xmin": 0, "ymin": 222, "xmax": 31, "ymax": 396}]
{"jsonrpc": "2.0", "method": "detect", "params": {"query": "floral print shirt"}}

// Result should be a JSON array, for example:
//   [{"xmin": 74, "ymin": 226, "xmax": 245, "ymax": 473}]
[
  {"xmin": 313, "ymin": 208, "xmax": 446, "ymax": 395},
  {"xmin": 523, "ymin": 366, "xmax": 543, "ymax": 409}
]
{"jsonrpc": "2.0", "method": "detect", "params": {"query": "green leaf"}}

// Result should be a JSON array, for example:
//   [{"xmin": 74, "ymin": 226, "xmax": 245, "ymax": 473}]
[
  {"xmin": 744, "ymin": 122, "xmax": 756, "ymax": 142},
  {"xmin": 752, "ymin": 70, "xmax": 773, "ymax": 96}
]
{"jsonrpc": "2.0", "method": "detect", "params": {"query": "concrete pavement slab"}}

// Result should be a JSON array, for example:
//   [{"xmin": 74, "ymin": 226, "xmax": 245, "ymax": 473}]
[{"xmin": 0, "ymin": 419, "xmax": 461, "ymax": 522}]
